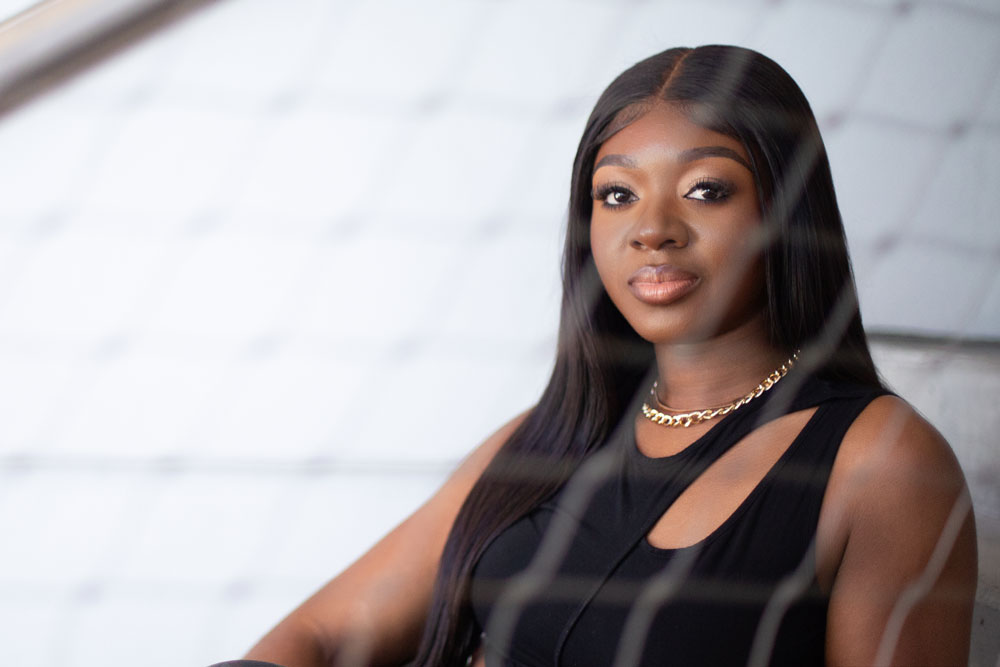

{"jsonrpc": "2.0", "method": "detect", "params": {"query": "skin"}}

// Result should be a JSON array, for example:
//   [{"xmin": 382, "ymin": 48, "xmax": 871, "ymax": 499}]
[
  {"xmin": 244, "ymin": 412, "xmax": 526, "ymax": 667},
  {"xmin": 245, "ymin": 102, "xmax": 977, "ymax": 666}
]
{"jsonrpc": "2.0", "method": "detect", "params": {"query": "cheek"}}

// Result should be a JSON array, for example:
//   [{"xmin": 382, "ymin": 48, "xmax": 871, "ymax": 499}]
[
  {"xmin": 710, "ymin": 227, "xmax": 767, "ymax": 303},
  {"xmin": 589, "ymin": 223, "xmax": 625, "ymax": 297},
  {"xmin": 707, "ymin": 207, "xmax": 763, "ymax": 264}
]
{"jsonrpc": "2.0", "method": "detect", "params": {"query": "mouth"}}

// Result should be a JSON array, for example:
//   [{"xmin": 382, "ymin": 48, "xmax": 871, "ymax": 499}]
[{"xmin": 627, "ymin": 265, "xmax": 699, "ymax": 305}]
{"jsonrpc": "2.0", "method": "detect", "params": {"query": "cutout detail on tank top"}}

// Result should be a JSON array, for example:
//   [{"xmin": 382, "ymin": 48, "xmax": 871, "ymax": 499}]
[{"xmin": 639, "ymin": 405, "xmax": 822, "ymax": 554}]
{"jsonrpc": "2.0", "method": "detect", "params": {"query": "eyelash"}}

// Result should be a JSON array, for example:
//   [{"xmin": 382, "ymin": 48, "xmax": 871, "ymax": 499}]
[
  {"xmin": 592, "ymin": 182, "xmax": 636, "ymax": 209},
  {"xmin": 590, "ymin": 178, "xmax": 734, "ymax": 209},
  {"xmin": 685, "ymin": 178, "xmax": 733, "ymax": 203}
]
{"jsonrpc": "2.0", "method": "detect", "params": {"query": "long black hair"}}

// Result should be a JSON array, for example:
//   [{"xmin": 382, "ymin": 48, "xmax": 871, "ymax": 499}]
[{"xmin": 412, "ymin": 44, "xmax": 882, "ymax": 666}]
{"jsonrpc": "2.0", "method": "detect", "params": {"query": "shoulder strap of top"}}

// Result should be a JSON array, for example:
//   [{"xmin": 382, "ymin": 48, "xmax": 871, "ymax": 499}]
[
  {"xmin": 782, "ymin": 379, "xmax": 890, "ymax": 479},
  {"xmin": 621, "ymin": 372, "xmax": 889, "ymax": 485}
]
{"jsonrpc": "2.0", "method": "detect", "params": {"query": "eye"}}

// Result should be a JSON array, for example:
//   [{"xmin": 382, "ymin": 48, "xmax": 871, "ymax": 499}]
[
  {"xmin": 592, "ymin": 183, "xmax": 637, "ymax": 209},
  {"xmin": 684, "ymin": 178, "xmax": 732, "ymax": 203}
]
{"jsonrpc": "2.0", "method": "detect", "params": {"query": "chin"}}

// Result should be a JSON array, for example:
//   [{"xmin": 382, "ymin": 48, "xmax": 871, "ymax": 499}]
[
  {"xmin": 624, "ymin": 318, "xmax": 706, "ymax": 346},
  {"xmin": 623, "ymin": 308, "xmax": 763, "ymax": 347}
]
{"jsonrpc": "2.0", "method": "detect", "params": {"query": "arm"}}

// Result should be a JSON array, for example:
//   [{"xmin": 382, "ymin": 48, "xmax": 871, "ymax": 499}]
[
  {"xmin": 244, "ymin": 412, "xmax": 529, "ymax": 667},
  {"xmin": 825, "ymin": 396, "xmax": 978, "ymax": 666}
]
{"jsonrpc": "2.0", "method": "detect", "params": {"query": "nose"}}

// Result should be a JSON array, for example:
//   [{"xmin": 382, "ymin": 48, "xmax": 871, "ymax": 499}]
[{"xmin": 629, "ymin": 204, "xmax": 689, "ymax": 251}]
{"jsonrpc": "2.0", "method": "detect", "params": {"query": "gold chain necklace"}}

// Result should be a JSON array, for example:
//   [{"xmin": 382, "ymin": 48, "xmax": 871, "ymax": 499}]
[{"xmin": 640, "ymin": 351, "xmax": 799, "ymax": 428}]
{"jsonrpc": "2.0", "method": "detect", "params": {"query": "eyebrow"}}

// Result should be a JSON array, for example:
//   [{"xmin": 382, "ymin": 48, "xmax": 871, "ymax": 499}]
[
  {"xmin": 593, "ymin": 146, "xmax": 753, "ymax": 174},
  {"xmin": 593, "ymin": 154, "xmax": 638, "ymax": 171},
  {"xmin": 679, "ymin": 146, "xmax": 752, "ymax": 172}
]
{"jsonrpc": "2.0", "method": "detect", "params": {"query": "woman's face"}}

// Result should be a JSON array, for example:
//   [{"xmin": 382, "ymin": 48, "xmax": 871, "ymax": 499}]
[{"xmin": 590, "ymin": 102, "xmax": 765, "ymax": 345}]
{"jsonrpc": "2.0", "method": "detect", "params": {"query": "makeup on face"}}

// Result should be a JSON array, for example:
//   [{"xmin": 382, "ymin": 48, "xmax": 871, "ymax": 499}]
[{"xmin": 588, "ymin": 102, "xmax": 765, "ymax": 344}]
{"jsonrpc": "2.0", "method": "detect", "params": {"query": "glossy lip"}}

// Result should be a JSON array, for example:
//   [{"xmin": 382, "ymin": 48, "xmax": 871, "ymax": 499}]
[{"xmin": 627, "ymin": 265, "xmax": 700, "ymax": 305}]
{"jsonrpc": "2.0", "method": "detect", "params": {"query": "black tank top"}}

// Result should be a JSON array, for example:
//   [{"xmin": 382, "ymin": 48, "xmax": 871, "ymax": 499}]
[{"xmin": 470, "ymin": 374, "xmax": 886, "ymax": 667}]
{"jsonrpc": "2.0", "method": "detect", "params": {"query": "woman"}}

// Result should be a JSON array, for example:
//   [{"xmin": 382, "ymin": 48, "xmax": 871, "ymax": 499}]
[{"xmin": 235, "ymin": 45, "xmax": 977, "ymax": 666}]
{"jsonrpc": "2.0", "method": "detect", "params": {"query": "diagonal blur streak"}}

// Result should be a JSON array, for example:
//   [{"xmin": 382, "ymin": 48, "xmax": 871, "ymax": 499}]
[{"xmin": 0, "ymin": 0, "xmax": 225, "ymax": 118}]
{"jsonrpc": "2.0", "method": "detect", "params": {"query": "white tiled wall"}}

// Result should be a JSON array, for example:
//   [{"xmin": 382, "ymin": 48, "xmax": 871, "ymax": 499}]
[{"xmin": 0, "ymin": 1, "xmax": 998, "ymax": 665}]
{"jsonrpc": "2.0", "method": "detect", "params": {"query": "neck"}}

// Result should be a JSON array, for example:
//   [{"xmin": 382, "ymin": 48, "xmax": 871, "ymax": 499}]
[{"xmin": 652, "ymin": 319, "xmax": 790, "ymax": 410}]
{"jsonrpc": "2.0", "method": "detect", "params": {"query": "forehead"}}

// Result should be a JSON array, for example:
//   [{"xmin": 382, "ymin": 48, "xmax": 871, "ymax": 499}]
[{"xmin": 594, "ymin": 102, "xmax": 751, "ymax": 170}]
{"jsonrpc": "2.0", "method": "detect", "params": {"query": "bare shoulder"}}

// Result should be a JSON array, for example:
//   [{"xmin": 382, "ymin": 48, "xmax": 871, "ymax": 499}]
[
  {"xmin": 438, "ymin": 409, "xmax": 531, "ymax": 500},
  {"xmin": 822, "ymin": 393, "xmax": 972, "ymax": 581},
  {"xmin": 390, "ymin": 407, "xmax": 533, "ymax": 559},
  {"xmin": 824, "ymin": 394, "xmax": 978, "ymax": 666},
  {"xmin": 244, "ymin": 409, "xmax": 531, "ymax": 666},
  {"xmin": 832, "ymin": 394, "xmax": 972, "ymax": 561},
  {"xmin": 835, "ymin": 394, "xmax": 967, "ymax": 504}
]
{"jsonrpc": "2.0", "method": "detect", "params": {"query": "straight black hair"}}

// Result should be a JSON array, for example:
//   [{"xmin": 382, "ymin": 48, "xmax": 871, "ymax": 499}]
[{"xmin": 412, "ymin": 45, "xmax": 882, "ymax": 666}]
